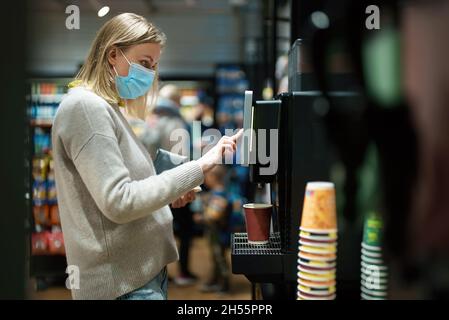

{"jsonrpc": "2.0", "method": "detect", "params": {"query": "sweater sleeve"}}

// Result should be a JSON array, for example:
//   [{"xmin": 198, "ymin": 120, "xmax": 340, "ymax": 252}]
[{"xmin": 73, "ymin": 133, "xmax": 204, "ymax": 224}]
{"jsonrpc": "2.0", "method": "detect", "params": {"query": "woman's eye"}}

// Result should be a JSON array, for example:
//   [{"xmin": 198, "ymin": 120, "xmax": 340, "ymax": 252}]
[{"xmin": 140, "ymin": 61, "xmax": 157, "ymax": 70}]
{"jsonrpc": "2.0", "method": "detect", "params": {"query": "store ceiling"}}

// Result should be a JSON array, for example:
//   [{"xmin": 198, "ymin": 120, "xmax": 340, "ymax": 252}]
[
  {"xmin": 27, "ymin": 0, "xmax": 249, "ymax": 77},
  {"xmin": 28, "ymin": 0, "xmax": 248, "ymax": 14}
]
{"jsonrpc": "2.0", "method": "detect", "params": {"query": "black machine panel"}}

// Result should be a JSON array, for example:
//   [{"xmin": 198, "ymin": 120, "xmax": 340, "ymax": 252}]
[{"xmin": 233, "ymin": 91, "xmax": 363, "ymax": 286}]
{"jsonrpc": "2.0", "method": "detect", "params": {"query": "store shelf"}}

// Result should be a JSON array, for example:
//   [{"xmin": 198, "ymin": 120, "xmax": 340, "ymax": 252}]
[
  {"xmin": 28, "ymin": 79, "xmax": 68, "ymax": 282},
  {"xmin": 31, "ymin": 255, "xmax": 67, "ymax": 278}
]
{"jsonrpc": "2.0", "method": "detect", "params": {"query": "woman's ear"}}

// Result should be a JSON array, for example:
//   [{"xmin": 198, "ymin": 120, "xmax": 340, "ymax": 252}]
[{"xmin": 107, "ymin": 47, "xmax": 118, "ymax": 66}]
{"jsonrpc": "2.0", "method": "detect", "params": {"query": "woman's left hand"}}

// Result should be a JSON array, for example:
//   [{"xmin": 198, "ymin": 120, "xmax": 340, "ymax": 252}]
[{"xmin": 171, "ymin": 190, "xmax": 196, "ymax": 209}]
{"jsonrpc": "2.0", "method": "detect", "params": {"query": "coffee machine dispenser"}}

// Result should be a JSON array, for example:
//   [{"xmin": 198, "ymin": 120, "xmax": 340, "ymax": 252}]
[
  {"xmin": 231, "ymin": 90, "xmax": 362, "ymax": 298},
  {"xmin": 231, "ymin": 36, "xmax": 364, "ymax": 299}
]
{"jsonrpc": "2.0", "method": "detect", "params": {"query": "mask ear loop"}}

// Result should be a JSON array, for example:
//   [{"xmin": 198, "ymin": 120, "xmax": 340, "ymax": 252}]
[
  {"xmin": 113, "ymin": 48, "xmax": 131, "ymax": 76},
  {"xmin": 119, "ymin": 48, "xmax": 132, "ymax": 65},
  {"xmin": 113, "ymin": 65, "xmax": 119, "ymax": 76}
]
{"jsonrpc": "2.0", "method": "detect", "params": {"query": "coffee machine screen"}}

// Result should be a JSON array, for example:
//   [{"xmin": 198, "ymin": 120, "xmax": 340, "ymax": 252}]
[{"xmin": 242, "ymin": 90, "xmax": 254, "ymax": 167}]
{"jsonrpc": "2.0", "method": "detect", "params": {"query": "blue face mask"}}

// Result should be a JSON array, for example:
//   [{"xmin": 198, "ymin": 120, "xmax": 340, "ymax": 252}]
[{"xmin": 114, "ymin": 49, "xmax": 155, "ymax": 99}]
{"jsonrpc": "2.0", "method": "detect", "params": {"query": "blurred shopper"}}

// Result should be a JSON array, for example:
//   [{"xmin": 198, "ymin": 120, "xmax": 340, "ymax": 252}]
[
  {"xmin": 123, "ymin": 114, "xmax": 160, "ymax": 159},
  {"xmin": 200, "ymin": 165, "xmax": 232, "ymax": 294},
  {"xmin": 52, "ymin": 13, "xmax": 240, "ymax": 300},
  {"xmin": 402, "ymin": 1, "xmax": 449, "ymax": 298},
  {"xmin": 275, "ymin": 54, "xmax": 289, "ymax": 94},
  {"xmin": 150, "ymin": 84, "xmax": 198, "ymax": 286},
  {"xmin": 152, "ymin": 84, "xmax": 189, "ymax": 153},
  {"xmin": 193, "ymin": 93, "xmax": 215, "ymax": 131}
]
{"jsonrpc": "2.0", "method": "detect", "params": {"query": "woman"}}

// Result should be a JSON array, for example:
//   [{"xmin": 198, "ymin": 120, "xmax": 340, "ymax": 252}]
[{"xmin": 52, "ymin": 13, "xmax": 240, "ymax": 300}]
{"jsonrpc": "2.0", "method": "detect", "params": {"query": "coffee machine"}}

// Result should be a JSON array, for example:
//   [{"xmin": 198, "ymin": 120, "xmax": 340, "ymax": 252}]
[{"xmin": 231, "ymin": 40, "xmax": 365, "ymax": 299}]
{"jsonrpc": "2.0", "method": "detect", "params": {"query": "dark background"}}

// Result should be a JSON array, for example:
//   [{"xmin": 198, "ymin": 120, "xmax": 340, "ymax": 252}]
[{"xmin": 0, "ymin": 1, "xmax": 27, "ymax": 299}]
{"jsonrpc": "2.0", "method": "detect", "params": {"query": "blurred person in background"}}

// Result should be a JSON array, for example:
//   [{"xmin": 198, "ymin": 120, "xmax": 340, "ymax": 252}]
[
  {"xmin": 275, "ymin": 54, "xmax": 289, "ymax": 95},
  {"xmin": 190, "ymin": 94, "xmax": 216, "ymax": 177},
  {"xmin": 150, "ymin": 84, "xmax": 189, "ymax": 153},
  {"xmin": 150, "ymin": 84, "xmax": 198, "ymax": 286},
  {"xmin": 193, "ymin": 93, "xmax": 215, "ymax": 132},
  {"xmin": 402, "ymin": 0, "xmax": 449, "ymax": 298},
  {"xmin": 121, "ymin": 112, "xmax": 160, "ymax": 159},
  {"xmin": 197, "ymin": 165, "xmax": 232, "ymax": 294}
]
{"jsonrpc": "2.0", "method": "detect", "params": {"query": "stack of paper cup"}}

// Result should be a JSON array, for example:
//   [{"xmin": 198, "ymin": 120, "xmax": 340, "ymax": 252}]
[
  {"xmin": 360, "ymin": 212, "xmax": 388, "ymax": 300},
  {"xmin": 297, "ymin": 182, "xmax": 338, "ymax": 300}
]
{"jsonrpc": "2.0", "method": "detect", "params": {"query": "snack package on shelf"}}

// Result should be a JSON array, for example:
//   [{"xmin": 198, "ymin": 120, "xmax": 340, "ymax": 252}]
[
  {"xmin": 30, "ymin": 82, "xmax": 65, "ymax": 123},
  {"xmin": 47, "ymin": 230, "xmax": 65, "ymax": 255},
  {"xmin": 32, "ymin": 156, "xmax": 48, "ymax": 181},
  {"xmin": 47, "ymin": 178, "xmax": 57, "ymax": 205},
  {"xmin": 31, "ymin": 230, "xmax": 65, "ymax": 256},
  {"xmin": 33, "ymin": 205, "xmax": 49, "ymax": 226},
  {"xmin": 49, "ymin": 205, "xmax": 60, "ymax": 225},
  {"xmin": 33, "ymin": 128, "xmax": 51, "ymax": 155},
  {"xmin": 48, "ymin": 157, "xmax": 55, "ymax": 174},
  {"xmin": 46, "ymin": 157, "xmax": 58, "ymax": 205},
  {"xmin": 31, "ymin": 231, "xmax": 50, "ymax": 255},
  {"xmin": 32, "ymin": 179, "xmax": 47, "ymax": 206}
]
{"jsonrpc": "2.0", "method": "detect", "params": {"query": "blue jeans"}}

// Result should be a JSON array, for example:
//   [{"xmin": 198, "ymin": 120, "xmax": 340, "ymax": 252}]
[{"xmin": 117, "ymin": 267, "xmax": 168, "ymax": 300}]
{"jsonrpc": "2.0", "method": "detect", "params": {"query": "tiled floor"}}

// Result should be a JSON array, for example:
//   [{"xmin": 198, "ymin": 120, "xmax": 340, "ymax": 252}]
[{"xmin": 30, "ymin": 237, "xmax": 252, "ymax": 300}]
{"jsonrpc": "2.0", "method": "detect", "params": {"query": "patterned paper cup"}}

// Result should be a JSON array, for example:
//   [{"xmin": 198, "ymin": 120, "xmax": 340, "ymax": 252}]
[
  {"xmin": 300, "ymin": 182, "xmax": 337, "ymax": 230},
  {"xmin": 363, "ymin": 212, "xmax": 383, "ymax": 247},
  {"xmin": 361, "ymin": 261, "xmax": 388, "ymax": 271},
  {"xmin": 298, "ymin": 271, "xmax": 336, "ymax": 282},
  {"xmin": 299, "ymin": 231, "xmax": 338, "ymax": 241},
  {"xmin": 298, "ymin": 265, "xmax": 336, "ymax": 275},
  {"xmin": 299, "ymin": 245, "xmax": 337, "ymax": 255},
  {"xmin": 298, "ymin": 251, "xmax": 337, "ymax": 262},
  {"xmin": 298, "ymin": 292, "xmax": 336, "ymax": 300},
  {"xmin": 298, "ymin": 258, "xmax": 336, "ymax": 269},
  {"xmin": 297, "ymin": 278, "xmax": 336, "ymax": 289},
  {"xmin": 298, "ymin": 284, "xmax": 336, "ymax": 296},
  {"xmin": 299, "ymin": 239, "xmax": 338, "ymax": 247}
]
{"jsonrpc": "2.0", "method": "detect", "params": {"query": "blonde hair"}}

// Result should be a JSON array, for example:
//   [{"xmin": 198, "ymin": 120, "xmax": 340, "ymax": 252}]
[{"xmin": 75, "ymin": 13, "xmax": 166, "ymax": 119}]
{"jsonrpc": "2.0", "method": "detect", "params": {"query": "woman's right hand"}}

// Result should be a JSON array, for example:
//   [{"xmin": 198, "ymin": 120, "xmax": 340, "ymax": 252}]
[{"xmin": 197, "ymin": 129, "xmax": 243, "ymax": 173}]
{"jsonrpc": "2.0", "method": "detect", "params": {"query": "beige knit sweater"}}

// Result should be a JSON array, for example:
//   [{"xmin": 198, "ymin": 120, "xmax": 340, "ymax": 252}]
[{"xmin": 52, "ymin": 87, "xmax": 204, "ymax": 299}]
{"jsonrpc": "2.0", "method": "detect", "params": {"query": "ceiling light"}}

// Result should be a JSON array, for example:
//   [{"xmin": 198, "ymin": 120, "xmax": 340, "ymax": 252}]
[
  {"xmin": 311, "ymin": 11, "xmax": 330, "ymax": 29},
  {"xmin": 98, "ymin": 6, "xmax": 110, "ymax": 17}
]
